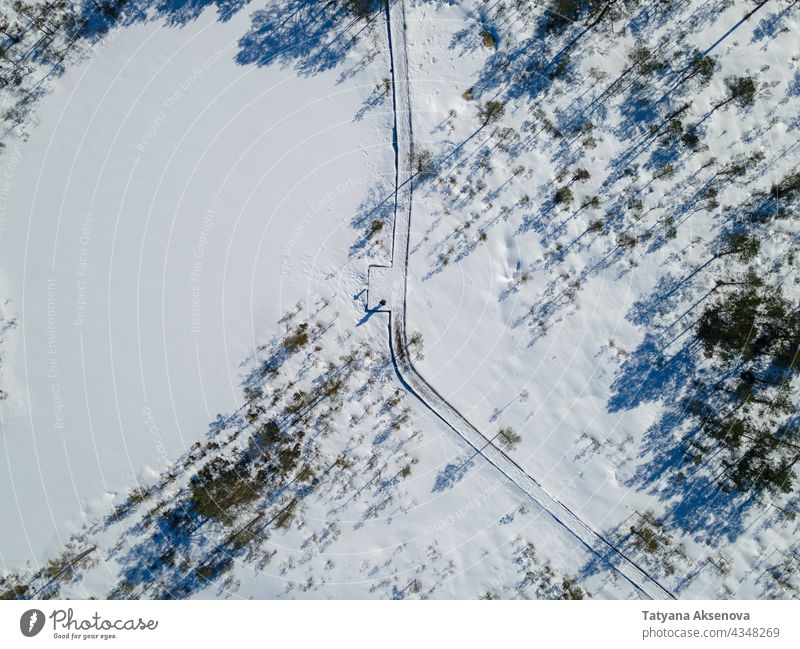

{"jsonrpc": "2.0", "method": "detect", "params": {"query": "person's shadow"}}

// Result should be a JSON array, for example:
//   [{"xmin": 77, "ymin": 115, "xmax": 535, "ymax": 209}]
[{"xmin": 356, "ymin": 301, "xmax": 386, "ymax": 326}]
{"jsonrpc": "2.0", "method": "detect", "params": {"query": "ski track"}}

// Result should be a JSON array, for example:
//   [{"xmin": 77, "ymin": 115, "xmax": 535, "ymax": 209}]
[{"xmin": 370, "ymin": 0, "xmax": 676, "ymax": 601}]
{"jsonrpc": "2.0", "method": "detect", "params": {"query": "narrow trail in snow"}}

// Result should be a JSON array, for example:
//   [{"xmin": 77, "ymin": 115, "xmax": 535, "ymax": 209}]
[{"xmin": 369, "ymin": 0, "xmax": 676, "ymax": 601}]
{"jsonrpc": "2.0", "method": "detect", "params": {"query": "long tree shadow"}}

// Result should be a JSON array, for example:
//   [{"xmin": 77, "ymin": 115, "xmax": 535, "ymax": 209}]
[
  {"xmin": 605, "ymin": 170, "xmax": 800, "ymax": 546},
  {"xmin": 349, "ymin": 181, "xmax": 395, "ymax": 259},
  {"xmin": 606, "ymin": 278, "xmax": 763, "ymax": 543},
  {"xmin": 79, "ymin": 0, "xmax": 253, "ymax": 39},
  {"xmin": 235, "ymin": 0, "xmax": 379, "ymax": 76},
  {"xmin": 2, "ymin": 0, "xmax": 392, "ymax": 147}
]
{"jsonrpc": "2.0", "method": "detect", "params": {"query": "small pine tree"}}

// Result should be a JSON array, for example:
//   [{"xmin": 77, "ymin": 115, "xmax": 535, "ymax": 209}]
[
  {"xmin": 572, "ymin": 168, "xmax": 591, "ymax": 183},
  {"xmin": 343, "ymin": 0, "xmax": 380, "ymax": 19},
  {"xmin": 553, "ymin": 186, "xmax": 573, "ymax": 206},
  {"xmin": 497, "ymin": 426, "xmax": 522, "ymax": 450},
  {"xmin": 686, "ymin": 50, "xmax": 716, "ymax": 87},
  {"xmin": 715, "ymin": 75, "xmax": 757, "ymax": 111},
  {"xmin": 479, "ymin": 100, "xmax": 505, "ymax": 126}
]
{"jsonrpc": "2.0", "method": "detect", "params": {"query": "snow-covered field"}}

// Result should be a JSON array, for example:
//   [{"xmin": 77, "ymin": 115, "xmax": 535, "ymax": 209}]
[
  {"xmin": 0, "ymin": 0, "xmax": 798, "ymax": 599},
  {"xmin": 0, "ymin": 4, "xmax": 394, "ymax": 566}
]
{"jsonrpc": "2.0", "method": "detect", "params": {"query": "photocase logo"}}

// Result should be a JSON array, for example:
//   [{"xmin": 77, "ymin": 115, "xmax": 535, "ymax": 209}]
[{"xmin": 20, "ymin": 609, "xmax": 45, "ymax": 637}]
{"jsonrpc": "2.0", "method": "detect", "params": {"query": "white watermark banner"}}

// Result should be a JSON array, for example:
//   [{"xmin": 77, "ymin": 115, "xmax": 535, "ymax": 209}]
[{"xmin": 0, "ymin": 600, "xmax": 798, "ymax": 648}]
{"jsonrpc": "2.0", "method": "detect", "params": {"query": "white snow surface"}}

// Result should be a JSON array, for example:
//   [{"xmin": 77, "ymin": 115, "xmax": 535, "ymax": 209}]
[
  {"xmin": 0, "ymin": 0, "xmax": 798, "ymax": 598},
  {"xmin": 0, "ymin": 2, "xmax": 619, "ymax": 600},
  {"xmin": 0, "ymin": 6, "xmax": 392, "ymax": 567},
  {"xmin": 404, "ymin": 0, "xmax": 800, "ymax": 598}
]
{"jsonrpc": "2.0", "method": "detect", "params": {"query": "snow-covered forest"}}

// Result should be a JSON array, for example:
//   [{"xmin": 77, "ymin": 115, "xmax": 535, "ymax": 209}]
[{"xmin": 1, "ymin": 0, "xmax": 799, "ymax": 600}]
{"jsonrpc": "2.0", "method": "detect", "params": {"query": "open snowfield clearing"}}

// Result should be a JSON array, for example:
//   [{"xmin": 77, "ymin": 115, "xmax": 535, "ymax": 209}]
[{"xmin": 0, "ymin": 6, "xmax": 392, "ymax": 568}]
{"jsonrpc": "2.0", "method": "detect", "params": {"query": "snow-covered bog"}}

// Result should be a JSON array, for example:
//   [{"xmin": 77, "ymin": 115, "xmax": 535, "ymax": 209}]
[
  {"xmin": 0, "ymin": 2, "xmax": 392, "ymax": 567},
  {"xmin": 1, "ymin": 0, "xmax": 799, "ymax": 599}
]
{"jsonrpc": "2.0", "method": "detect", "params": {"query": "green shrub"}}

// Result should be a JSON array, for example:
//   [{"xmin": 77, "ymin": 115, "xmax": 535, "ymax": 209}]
[
  {"xmin": 283, "ymin": 323, "xmax": 309, "ymax": 351},
  {"xmin": 343, "ymin": 0, "xmax": 380, "ymax": 19},
  {"xmin": 479, "ymin": 100, "xmax": 505, "ymax": 126},
  {"xmin": 368, "ymin": 219, "xmax": 384, "ymax": 239},
  {"xmin": 553, "ymin": 186, "xmax": 573, "ymax": 206},
  {"xmin": 497, "ymin": 426, "xmax": 522, "ymax": 450}
]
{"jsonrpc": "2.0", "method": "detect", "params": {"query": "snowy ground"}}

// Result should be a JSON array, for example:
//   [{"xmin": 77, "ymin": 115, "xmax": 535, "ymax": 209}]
[
  {"xmin": 404, "ymin": 0, "xmax": 800, "ymax": 598},
  {"xmin": 0, "ymin": 0, "xmax": 798, "ymax": 599},
  {"xmin": 0, "ymin": 5, "xmax": 393, "ymax": 567},
  {"xmin": 0, "ymin": 1, "xmax": 626, "ymax": 600}
]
